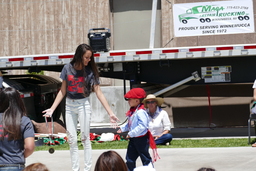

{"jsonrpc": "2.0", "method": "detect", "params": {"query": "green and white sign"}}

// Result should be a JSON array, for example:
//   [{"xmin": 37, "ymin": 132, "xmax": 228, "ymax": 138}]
[{"xmin": 173, "ymin": 0, "xmax": 254, "ymax": 37}]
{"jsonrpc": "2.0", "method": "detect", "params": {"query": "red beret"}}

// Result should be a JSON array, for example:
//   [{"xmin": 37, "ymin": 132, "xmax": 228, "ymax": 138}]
[{"xmin": 124, "ymin": 88, "xmax": 146, "ymax": 99}]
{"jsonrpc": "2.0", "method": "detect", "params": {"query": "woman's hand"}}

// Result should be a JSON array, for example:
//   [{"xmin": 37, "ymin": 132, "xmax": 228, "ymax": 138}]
[
  {"xmin": 109, "ymin": 114, "xmax": 119, "ymax": 129},
  {"xmin": 42, "ymin": 108, "xmax": 54, "ymax": 117}
]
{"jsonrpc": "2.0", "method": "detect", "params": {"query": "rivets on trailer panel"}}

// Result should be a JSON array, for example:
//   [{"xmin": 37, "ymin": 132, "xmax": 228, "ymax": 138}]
[
  {"xmin": 213, "ymin": 51, "xmax": 221, "ymax": 56},
  {"xmin": 56, "ymin": 59, "xmax": 63, "ymax": 64},
  {"xmin": 107, "ymin": 57, "xmax": 114, "ymax": 61},
  {"xmin": 241, "ymin": 50, "xmax": 248, "ymax": 55},
  {"xmin": 159, "ymin": 54, "xmax": 167, "ymax": 59},
  {"xmin": 186, "ymin": 52, "xmax": 194, "ymax": 58},
  {"xmin": 133, "ymin": 55, "xmax": 140, "ymax": 60},
  {"xmin": 31, "ymin": 61, "xmax": 37, "ymax": 66},
  {"xmin": 6, "ymin": 62, "xmax": 12, "ymax": 67}
]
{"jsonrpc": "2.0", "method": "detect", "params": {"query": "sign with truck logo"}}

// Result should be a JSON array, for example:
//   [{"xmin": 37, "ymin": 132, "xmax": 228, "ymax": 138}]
[{"xmin": 173, "ymin": 0, "xmax": 254, "ymax": 37}]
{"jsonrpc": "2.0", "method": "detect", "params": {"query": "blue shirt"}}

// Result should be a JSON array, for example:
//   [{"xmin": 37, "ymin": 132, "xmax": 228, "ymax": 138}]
[
  {"xmin": 120, "ymin": 109, "xmax": 149, "ymax": 138},
  {"xmin": 0, "ymin": 76, "xmax": 3, "ymax": 88},
  {"xmin": 0, "ymin": 114, "xmax": 35, "ymax": 165}
]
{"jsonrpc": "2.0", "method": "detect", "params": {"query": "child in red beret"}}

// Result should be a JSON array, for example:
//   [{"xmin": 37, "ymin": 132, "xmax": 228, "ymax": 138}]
[{"xmin": 117, "ymin": 88, "xmax": 159, "ymax": 171}]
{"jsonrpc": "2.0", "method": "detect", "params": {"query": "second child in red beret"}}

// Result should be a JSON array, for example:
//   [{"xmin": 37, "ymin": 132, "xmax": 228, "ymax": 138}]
[
  {"xmin": 117, "ymin": 88, "xmax": 159, "ymax": 171},
  {"xmin": 124, "ymin": 88, "xmax": 146, "ymax": 99}
]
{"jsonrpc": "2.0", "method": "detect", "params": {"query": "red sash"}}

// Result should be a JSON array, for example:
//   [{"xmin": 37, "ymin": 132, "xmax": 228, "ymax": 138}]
[
  {"xmin": 127, "ymin": 103, "xmax": 160, "ymax": 162},
  {"xmin": 148, "ymin": 130, "xmax": 160, "ymax": 163}
]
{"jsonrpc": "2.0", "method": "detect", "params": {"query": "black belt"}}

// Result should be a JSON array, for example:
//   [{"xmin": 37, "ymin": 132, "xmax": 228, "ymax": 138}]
[{"xmin": 0, "ymin": 164, "xmax": 25, "ymax": 167}]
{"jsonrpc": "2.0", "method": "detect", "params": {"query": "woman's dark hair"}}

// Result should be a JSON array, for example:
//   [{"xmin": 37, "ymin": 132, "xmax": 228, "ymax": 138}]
[
  {"xmin": 71, "ymin": 43, "xmax": 99, "ymax": 79},
  {"xmin": 94, "ymin": 150, "xmax": 128, "ymax": 171},
  {"xmin": 0, "ymin": 87, "xmax": 26, "ymax": 140}
]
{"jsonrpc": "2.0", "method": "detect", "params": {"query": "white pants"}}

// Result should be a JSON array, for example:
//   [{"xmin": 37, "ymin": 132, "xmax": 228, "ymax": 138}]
[{"xmin": 66, "ymin": 97, "xmax": 92, "ymax": 171}]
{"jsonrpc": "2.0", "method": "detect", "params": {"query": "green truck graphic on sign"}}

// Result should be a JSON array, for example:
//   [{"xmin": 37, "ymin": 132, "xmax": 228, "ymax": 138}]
[{"xmin": 179, "ymin": 5, "xmax": 249, "ymax": 24}]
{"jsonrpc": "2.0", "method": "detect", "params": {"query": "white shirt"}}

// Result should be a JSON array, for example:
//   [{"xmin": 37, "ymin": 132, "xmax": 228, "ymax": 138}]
[{"xmin": 147, "ymin": 106, "xmax": 171, "ymax": 136}]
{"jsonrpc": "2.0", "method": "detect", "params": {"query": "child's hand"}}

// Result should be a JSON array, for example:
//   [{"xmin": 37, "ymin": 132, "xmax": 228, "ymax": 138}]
[
  {"xmin": 109, "ymin": 114, "xmax": 120, "ymax": 129},
  {"xmin": 154, "ymin": 136, "xmax": 159, "ymax": 140},
  {"xmin": 117, "ymin": 129, "xmax": 122, "ymax": 133}
]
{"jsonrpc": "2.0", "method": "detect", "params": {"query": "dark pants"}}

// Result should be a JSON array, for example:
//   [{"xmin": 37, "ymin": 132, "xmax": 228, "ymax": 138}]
[
  {"xmin": 155, "ymin": 133, "xmax": 173, "ymax": 145},
  {"xmin": 126, "ymin": 135, "xmax": 152, "ymax": 171}
]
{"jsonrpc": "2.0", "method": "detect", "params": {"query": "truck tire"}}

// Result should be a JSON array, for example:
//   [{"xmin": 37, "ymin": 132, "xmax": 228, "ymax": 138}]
[
  {"xmin": 244, "ymin": 16, "xmax": 249, "ymax": 20},
  {"xmin": 238, "ymin": 16, "xmax": 244, "ymax": 21},
  {"xmin": 200, "ymin": 18, "xmax": 205, "ymax": 23},
  {"xmin": 182, "ymin": 19, "xmax": 188, "ymax": 24},
  {"xmin": 206, "ymin": 18, "xmax": 211, "ymax": 22}
]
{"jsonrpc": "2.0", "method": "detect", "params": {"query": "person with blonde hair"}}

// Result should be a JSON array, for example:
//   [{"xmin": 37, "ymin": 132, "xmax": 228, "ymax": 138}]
[{"xmin": 24, "ymin": 163, "xmax": 49, "ymax": 171}]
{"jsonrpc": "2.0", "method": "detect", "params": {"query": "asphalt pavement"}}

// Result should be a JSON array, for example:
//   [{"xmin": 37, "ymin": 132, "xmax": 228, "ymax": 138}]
[
  {"xmin": 26, "ymin": 147, "xmax": 256, "ymax": 171},
  {"xmin": 25, "ymin": 127, "xmax": 256, "ymax": 171}
]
